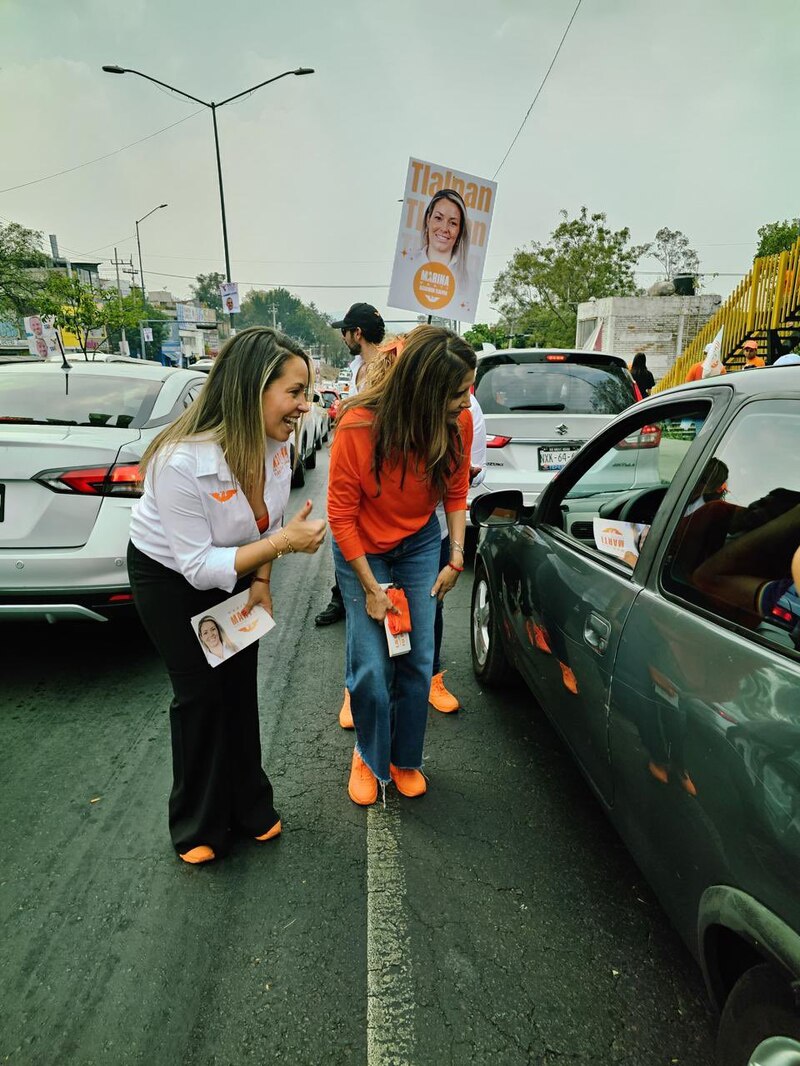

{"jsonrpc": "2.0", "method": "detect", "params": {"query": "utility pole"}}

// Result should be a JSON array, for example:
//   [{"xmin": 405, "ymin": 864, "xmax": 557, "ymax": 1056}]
[
  {"xmin": 112, "ymin": 248, "xmax": 129, "ymax": 355},
  {"xmin": 268, "ymin": 302, "xmax": 278, "ymax": 329}
]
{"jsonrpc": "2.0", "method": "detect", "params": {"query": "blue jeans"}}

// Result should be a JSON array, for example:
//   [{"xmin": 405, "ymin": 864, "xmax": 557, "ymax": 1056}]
[
  {"xmin": 333, "ymin": 514, "xmax": 441, "ymax": 782},
  {"xmin": 432, "ymin": 534, "xmax": 449, "ymax": 675}
]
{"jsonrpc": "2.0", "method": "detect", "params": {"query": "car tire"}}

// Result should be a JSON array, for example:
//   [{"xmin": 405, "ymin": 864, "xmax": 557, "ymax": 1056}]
[
  {"xmin": 305, "ymin": 437, "xmax": 317, "ymax": 469},
  {"xmin": 471, "ymin": 561, "xmax": 511, "ymax": 685},
  {"xmin": 716, "ymin": 963, "xmax": 800, "ymax": 1066},
  {"xmin": 290, "ymin": 444, "xmax": 306, "ymax": 489}
]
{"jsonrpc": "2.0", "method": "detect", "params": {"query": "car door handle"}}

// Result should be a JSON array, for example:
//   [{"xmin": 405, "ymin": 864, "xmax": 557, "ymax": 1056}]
[{"xmin": 584, "ymin": 612, "xmax": 611, "ymax": 655}]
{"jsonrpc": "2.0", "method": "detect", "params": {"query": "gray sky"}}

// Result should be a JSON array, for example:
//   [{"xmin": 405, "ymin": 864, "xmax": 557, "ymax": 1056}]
[{"xmin": 2, "ymin": 0, "xmax": 798, "ymax": 326}]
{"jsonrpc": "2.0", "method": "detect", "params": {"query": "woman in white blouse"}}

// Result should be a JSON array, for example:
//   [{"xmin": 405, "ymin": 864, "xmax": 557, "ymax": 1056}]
[{"xmin": 129, "ymin": 327, "xmax": 327, "ymax": 866}]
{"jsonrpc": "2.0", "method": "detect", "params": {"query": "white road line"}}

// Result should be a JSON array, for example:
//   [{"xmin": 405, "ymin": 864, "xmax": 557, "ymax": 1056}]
[{"xmin": 366, "ymin": 802, "xmax": 416, "ymax": 1066}]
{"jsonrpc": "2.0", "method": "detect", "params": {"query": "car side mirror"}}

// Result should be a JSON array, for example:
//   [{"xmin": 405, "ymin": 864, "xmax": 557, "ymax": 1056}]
[{"xmin": 470, "ymin": 490, "xmax": 524, "ymax": 527}]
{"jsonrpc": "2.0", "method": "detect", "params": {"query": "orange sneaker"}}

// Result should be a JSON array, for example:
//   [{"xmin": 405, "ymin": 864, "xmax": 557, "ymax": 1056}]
[
  {"xmin": 559, "ymin": 661, "xmax": 579, "ymax": 695},
  {"xmin": 389, "ymin": 764, "xmax": 427, "ymax": 797},
  {"xmin": 429, "ymin": 671, "xmax": 459, "ymax": 713},
  {"xmin": 179, "ymin": 845, "xmax": 216, "ymax": 865},
  {"xmin": 648, "ymin": 761, "xmax": 669, "ymax": 785},
  {"xmin": 255, "ymin": 819, "xmax": 282, "ymax": 842},
  {"xmin": 339, "ymin": 689, "xmax": 354, "ymax": 729},
  {"xmin": 680, "ymin": 772, "xmax": 697, "ymax": 797},
  {"xmin": 348, "ymin": 749, "xmax": 377, "ymax": 806}
]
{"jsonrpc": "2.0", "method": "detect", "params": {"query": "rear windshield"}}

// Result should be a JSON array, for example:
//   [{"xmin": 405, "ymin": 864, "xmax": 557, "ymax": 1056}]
[
  {"xmin": 475, "ymin": 358, "xmax": 635, "ymax": 415},
  {"xmin": 0, "ymin": 373, "xmax": 162, "ymax": 429}
]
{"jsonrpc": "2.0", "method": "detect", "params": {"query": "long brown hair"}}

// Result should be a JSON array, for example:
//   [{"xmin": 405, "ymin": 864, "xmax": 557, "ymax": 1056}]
[
  {"xmin": 140, "ymin": 327, "xmax": 311, "ymax": 498},
  {"xmin": 340, "ymin": 325, "xmax": 476, "ymax": 498}
]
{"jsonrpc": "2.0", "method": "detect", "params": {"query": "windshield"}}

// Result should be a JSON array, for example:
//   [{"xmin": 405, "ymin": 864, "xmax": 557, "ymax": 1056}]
[
  {"xmin": 475, "ymin": 359, "xmax": 635, "ymax": 416},
  {"xmin": 0, "ymin": 373, "xmax": 162, "ymax": 429}
]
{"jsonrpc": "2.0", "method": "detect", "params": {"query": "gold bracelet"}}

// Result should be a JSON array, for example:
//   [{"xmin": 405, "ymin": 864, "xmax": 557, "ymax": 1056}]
[
  {"xmin": 451, "ymin": 542, "xmax": 465, "ymax": 554},
  {"xmin": 268, "ymin": 536, "xmax": 288, "ymax": 560},
  {"xmin": 280, "ymin": 529, "xmax": 295, "ymax": 554}
]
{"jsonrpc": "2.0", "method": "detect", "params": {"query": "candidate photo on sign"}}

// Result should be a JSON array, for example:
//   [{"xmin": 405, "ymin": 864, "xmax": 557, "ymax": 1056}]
[{"xmin": 393, "ymin": 189, "xmax": 472, "ymax": 318}]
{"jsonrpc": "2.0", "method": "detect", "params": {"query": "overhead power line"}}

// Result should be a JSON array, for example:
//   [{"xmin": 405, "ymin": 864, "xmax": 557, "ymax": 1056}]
[
  {"xmin": 493, "ymin": 0, "xmax": 584, "ymax": 179},
  {"xmin": 0, "ymin": 110, "xmax": 204, "ymax": 195}
]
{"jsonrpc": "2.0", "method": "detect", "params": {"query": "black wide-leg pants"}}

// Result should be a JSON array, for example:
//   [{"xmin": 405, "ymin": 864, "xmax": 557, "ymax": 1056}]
[{"xmin": 127, "ymin": 542, "xmax": 278, "ymax": 855}]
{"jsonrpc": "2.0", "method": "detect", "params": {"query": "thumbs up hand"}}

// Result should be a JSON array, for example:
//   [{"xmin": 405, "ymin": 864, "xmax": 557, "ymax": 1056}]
[{"xmin": 283, "ymin": 499, "xmax": 327, "ymax": 554}]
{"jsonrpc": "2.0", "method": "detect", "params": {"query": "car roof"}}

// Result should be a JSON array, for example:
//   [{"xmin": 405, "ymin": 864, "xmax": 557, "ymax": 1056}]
[
  {"xmin": 476, "ymin": 347, "xmax": 629, "ymax": 369},
  {"xmin": 658, "ymin": 365, "xmax": 800, "ymax": 400},
  {"xmin": 0, "ymin": 360, "xmax": 200, "ymax": 382}
]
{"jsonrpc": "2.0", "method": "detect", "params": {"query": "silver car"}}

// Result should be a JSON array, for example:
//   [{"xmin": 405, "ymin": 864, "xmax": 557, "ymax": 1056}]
[
  {"xmin": 0, "ymin": 361, "xmax": 207, "ymax": 622},
  {"xmin": 469, "ymin": 348, "xmax": 653, "ymax": 520}
]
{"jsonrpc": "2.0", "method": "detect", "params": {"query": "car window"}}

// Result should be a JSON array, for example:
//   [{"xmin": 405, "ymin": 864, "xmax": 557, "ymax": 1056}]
[
  {"xmin": 545, "ymin": 403, "xmax": 712, "ymax": 563},
  {"xmin": 475, "ymin": 357, "xmax": 634, "ymax": 415},
  {"xmin": 662, "ymin": 399, "xmax": 800, "ymax": 656},
  {"xmin": 0, "ymin": 372, "xmax": 161, "ymax": 429}
]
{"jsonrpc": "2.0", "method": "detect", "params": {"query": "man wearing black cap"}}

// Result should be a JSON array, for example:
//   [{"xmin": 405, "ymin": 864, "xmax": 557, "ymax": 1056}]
[{"xmin": 314, "ymin": 303, "xmax": 386, "ymax": 628}]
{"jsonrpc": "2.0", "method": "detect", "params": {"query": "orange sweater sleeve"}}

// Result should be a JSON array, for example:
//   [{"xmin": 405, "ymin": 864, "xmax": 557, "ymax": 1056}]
[
  {"xmin": 327, "ymin": 411, "xmax": 369, "ymax": 561},
  {"xmin": 443, "ymin": 409, "xmax": 474, "ymax": 514}
]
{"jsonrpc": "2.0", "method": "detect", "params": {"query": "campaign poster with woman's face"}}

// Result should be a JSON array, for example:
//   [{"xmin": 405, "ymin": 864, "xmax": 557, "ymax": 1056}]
[{"xmin": 387, "ymin": 157, "xmax": 497, "ymax": 324}]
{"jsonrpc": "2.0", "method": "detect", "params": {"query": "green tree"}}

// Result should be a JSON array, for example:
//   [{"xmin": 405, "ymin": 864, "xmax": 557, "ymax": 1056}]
[
  {"xmin": 463, "ymin": 322, "xmax": 507, "ymax": 350},
  {"xmin": 190, "ymin": 271, "xmax": 225, "ymax": 313},
  {"xmin": 105, "ymin": 289, "xmax": 170, "ymax": 358},
  {"xmin": 0, "ymin": 221, "xmax": 50, "ymax": 320},
  {"xmin": 755, "ymin": 218, "xmax": 800, "ymax": 259},
  {"xmin": 238, "ymin": 287, "xmax": 344, "ymax": 365},
  {"xmin": 41, "ymin": 273, "xmax": 144, "ymax": 358},
  {"xmin": 645, "ymin": 227, "xmax": 700, "ymax": 280},
  {"xmin": 492, "ymin": 207, "xmax": 644, "ymax": 347}
]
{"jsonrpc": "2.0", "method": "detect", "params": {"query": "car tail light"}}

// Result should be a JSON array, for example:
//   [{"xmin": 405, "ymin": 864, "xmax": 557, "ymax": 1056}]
[
  {"xmin": 35, "ymin": 463, "xmax": 143, "ymax": 497},
  {"xmin": 108, "ymin": 593, "xmax": 134, "ymax": 603},
  {"xmin": 771, "ymin": 605, "xmax": 794, "ymax": 624},
  {"xmin": 486, "ymin": 435, "xmax": 512, "ymax": 448},
  {"xmin": 616, "ymin": 424, "xmax": 662, "ymax": 450},
  {"xmin": 545, "ymin": 354, "xmax": 567, "ymax": 362}
]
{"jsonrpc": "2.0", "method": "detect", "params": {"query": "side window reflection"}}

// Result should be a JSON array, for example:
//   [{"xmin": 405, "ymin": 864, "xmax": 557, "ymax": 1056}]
[
  {"xmin": 556, "ymin": 405, "xmax": 711, "ymax": 562},
  {"xmin": 663, "ymin": 404, "xmax": 800, "ymax": 654}
]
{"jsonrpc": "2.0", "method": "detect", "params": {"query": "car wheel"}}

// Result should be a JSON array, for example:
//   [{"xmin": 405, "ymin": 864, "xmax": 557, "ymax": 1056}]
[
  {"xmin": 290, "ymin": 444, "xmax": 306, "ymax": 489},
  {"xmin": 717, "ymin": 964, "xmax": 800, "ymax": 1066},
  {"xmin": 471, "ymin": 562, "xmax": 511, "ymax": 685},
  {"xmin": 305, "ymin": 437, "xmax": 317, "ymax": 469}
]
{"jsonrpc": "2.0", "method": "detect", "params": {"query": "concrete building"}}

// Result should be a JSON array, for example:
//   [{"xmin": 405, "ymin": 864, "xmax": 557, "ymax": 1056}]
[{"xmin": 576, "ymin": 294, "xmax": 721, "ymax": 380}]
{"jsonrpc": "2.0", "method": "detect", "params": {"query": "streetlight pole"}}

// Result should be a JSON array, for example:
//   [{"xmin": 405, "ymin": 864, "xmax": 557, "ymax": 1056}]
[
  {"xmin": 135, "ymin": 203, "xmax": 168, "ymax": 359},
  {"xmin": 101, "ymin": 63, "xmax": 315, "ymax": 333}
]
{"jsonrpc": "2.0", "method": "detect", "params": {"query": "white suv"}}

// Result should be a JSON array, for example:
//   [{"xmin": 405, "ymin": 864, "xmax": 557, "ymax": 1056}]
[{"xmin": 469, "ymin": 348, "xmax": 653, "ymax": 518}]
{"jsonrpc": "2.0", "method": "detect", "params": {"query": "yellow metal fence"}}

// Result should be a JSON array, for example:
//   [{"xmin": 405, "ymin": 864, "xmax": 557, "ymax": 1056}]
[{"xmin": 655, "ymin": 237, "xmax": 800, "ymax": 391}]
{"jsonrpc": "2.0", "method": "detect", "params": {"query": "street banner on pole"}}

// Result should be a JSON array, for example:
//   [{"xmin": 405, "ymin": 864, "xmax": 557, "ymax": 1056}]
[
  {"xmin": 388, "ymin": 157, "xmax": 497, "ymax": 324},
  {"xmin": 143, "ymin": 327, "xmax": 154, "ymax": 343},
  {"xmin": 24, "ymin": 315, "xmax": 59, "ymax": 359},
  {"xmin": 219, "ymin": 281, "xmax": 240, "ymax": 314}
]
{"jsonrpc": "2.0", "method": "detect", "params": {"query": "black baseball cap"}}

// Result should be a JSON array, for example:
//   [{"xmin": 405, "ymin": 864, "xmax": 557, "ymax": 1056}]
[{"xmin": 331, "ymin": 302, "xmax": 385, "ymax": 332}]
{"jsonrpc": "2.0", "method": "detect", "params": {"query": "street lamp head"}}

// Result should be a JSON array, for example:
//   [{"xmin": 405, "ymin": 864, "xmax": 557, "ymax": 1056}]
[
  {"xmin": 102, "ymin": 64, "xmax": 127, "ymax": 74},
  {"xmin": 294, "ymin": 67, "xmax": 315, "ymax": 76},
  {"xmin": 159, "ymin": 203, "xmax": 168, "ymax": 209}
]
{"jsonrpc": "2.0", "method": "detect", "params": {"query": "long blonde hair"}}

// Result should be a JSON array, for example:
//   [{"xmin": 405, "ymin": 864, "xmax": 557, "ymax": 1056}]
[
  {"xmin": 140, "ymin": 327, "xmax": 311, "ymax": 498},
  {"xmin": 339, "ymin": 325, "xmax": 475, "ymax": 499}
]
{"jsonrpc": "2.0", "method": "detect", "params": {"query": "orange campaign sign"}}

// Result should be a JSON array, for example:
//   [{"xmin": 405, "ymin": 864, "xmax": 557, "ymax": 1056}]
[{"xmin": 388, "ymin": 157, "xmax": 497, "ymax": 324}]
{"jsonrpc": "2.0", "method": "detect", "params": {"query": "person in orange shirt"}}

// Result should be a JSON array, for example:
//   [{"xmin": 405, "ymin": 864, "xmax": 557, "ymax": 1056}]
[
  {"xmin": 328, "ymin": 325, "xmax": 476, "ymax": 805},
  {"xmin": 742, "ymin": 338, "xmax": 766, "ymax": 368}
]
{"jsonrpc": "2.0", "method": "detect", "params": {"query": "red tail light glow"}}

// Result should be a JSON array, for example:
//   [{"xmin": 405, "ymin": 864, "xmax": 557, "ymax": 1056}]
[
  {"xmin": 545, "ymin": 354, "xmax": 567, "ymax": 362},
  {"xmin": 108, "ymin": 593, "xmax": 134, "ymax": 603},
  {"xmin": 771, "ymin": 605, "xmax": 794, "ymax": 624},
  {"xmin": 35, "ymin": 463, "xmax": 143, "ymax": 497},
  {"xmin": 486, "ymin": 435, "xmax": 512, "ymax": 448},
  {"xmin": 616, "ymin": 424, "xmax": 662, "ymax": 450}
]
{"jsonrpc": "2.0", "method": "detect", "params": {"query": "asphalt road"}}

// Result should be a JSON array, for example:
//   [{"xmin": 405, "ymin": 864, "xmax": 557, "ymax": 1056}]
[{"xmin": 1, "ymin": 447, "xmax": 717, "ymax": 1065}]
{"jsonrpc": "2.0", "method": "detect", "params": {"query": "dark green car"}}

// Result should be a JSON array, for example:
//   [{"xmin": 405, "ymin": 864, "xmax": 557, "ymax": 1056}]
[{"xmin": 470, "ymin": 367, "xmax": 800, "ymax": 1065}]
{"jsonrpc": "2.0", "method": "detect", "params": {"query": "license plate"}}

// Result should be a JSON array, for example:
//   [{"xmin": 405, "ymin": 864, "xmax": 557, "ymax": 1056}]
[
  {"xmin": 0, "ymin": 483, "xmax": 4, "ymax": 522},
  {"xmin": 538, "ymin": 447, "xmax": 578, "ymax": 472}
]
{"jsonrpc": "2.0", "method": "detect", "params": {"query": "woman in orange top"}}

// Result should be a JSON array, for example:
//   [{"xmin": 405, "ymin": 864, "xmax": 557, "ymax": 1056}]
[{"xmin": 328, "ymin": 325, "xmax": 476, "ymax": 805}]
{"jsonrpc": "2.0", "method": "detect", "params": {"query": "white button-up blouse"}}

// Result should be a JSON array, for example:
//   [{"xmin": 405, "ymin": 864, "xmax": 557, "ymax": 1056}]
[{"xmin": 130, "ymin": 436, "xmax": 292, "ymax": 592}]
